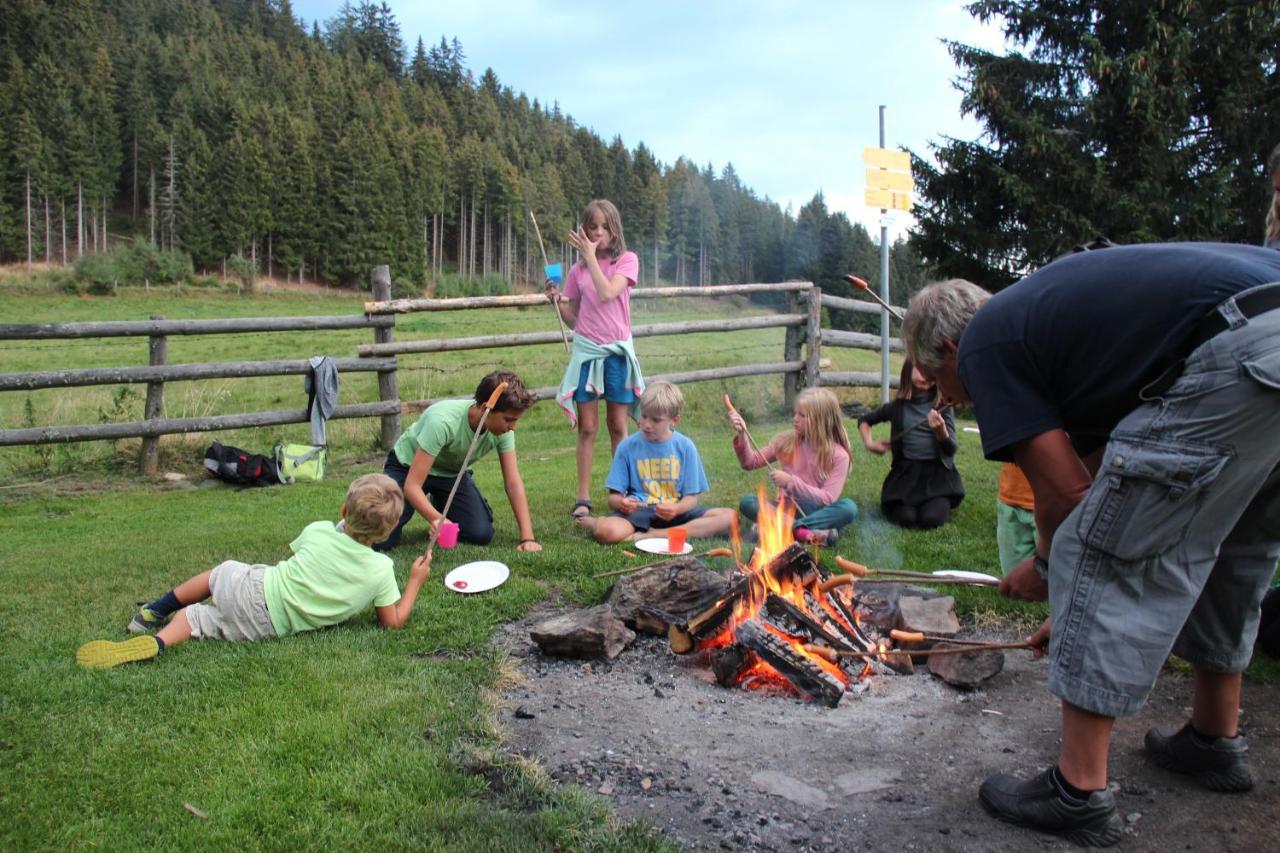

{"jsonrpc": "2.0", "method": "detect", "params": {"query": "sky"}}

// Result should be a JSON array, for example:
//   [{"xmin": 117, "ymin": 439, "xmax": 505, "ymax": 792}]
[{"xmin": 292, "ymin": 1, "xmax": 1008, "ymax": 241}]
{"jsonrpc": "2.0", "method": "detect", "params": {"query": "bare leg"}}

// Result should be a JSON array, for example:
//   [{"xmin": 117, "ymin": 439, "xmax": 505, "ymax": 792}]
[
  {"xmin": 156, "ymin": 609, "xmax": 193, "ymax": 650},
  {"xmin": 604, "ymin": 401, "xmax": 630, "ymax": 454},
  {"xmin": 593, "ymin": 516, "xmax": 637, "ymax": 545},
  {"xmin": 575, "ymin": 399, "xmax": 600, "ymax": 504},
  {"xmin": 172, "ymin": 570, "xmax": 213, "ymax": 605},
  {"xmin": 1058, "ymin": 700, "xmax": 1114, "ymax": 791},
  {"xmin": 680, "ymin": 508, "xmax": 736, "ymax": 539},
  {"xmin": 1190, "ymin": 668, "xmax": 1242, "ymax": 737}
]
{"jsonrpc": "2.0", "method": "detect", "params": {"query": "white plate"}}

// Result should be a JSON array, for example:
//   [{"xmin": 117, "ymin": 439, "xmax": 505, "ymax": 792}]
[
  {"xmin": 444, "ymin": 560, "xmax": 510, "ymax": 594},
  {"xmin": 932, "ymin": 569, "xmax": 999, "ymax": 585},
  {"xmin": 634, "ymin": 537, "xmax": 694, "ymax": 556}
]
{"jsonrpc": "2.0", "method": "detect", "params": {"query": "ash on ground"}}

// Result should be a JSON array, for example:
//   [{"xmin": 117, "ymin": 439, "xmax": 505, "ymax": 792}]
[{"xmin": 497, "ymin": 607, "xmax": 1280, "ymax": 852}]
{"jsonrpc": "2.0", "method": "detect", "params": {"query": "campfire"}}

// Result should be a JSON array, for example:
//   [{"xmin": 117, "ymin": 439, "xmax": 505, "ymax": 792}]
[{"xmin": 664, "ymin": 490, "xmax": 905, "ymax": 707}]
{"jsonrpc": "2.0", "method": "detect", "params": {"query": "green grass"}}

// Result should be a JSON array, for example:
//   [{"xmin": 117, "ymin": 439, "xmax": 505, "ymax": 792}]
[{"xmin": 1, "ymin": 278, "xmax": 1276, "ymax": 849}]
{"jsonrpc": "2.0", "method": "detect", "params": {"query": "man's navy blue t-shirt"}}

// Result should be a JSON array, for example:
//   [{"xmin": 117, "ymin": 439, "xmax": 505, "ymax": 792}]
[{"xmin": 958, "ymin": 242, "xmax": 1280, "ymax": 461}]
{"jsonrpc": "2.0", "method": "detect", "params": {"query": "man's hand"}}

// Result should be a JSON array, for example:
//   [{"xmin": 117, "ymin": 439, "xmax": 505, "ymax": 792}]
[
  {"xmin": 999, "ymin": 556, "xmax": 1049, "ymax": 601},
  {"xmin": 409, "ymin": 555, "xmax": 432, "ymax": 582},
  {"xmin": 516, "ymin": 539, "xmax": 542, "ymax": 553},
  {"xmin": 653, "ymin": 503, "xmax": 680, "ymax": 521},
  {"xmin": 1028, "ymin": 618, "xmax": 1052, "ymax": 658}
]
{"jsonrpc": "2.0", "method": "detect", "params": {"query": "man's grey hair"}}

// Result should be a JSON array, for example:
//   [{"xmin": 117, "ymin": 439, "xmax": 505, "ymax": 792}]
[{"xmin": 901, "ymin": 279, "xmax": 991, "ymax": 370}]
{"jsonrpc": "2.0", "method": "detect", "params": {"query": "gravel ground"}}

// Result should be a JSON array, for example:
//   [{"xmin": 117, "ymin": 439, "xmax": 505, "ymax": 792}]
[{"xmin": 497, "ymin": 608, "xmax": 1280, "ymax": 852}]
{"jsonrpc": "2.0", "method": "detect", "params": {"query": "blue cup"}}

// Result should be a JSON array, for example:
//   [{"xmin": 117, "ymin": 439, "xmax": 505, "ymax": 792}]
[{"xmin": 544, "ymin": 263, "xmax": 564, "ymax": 285}]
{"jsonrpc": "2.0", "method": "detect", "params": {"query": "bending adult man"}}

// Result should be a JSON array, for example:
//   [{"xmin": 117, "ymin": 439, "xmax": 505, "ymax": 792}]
[{"xmin": 902, "ymin": 242, "xmax": 1280, "ymax": 847}]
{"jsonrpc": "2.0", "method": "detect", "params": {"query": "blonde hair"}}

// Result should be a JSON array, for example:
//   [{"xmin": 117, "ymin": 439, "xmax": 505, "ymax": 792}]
[
  {"xmin": 582, "ymin": 199, "xmax": 626, "ymax": 259},
  {"xmin": 1266, "ymin": 143, "xmax": 1280, "ymax": 245},
  {"xmin": 772, "ymin": 387, "xmax": 850, "ymax": 480},
  {"xmin": 638, "ymin": 381, "xmax": 683, "ymax": 419},
  {"xmin": 344, "ymin": 473, "xmax": 403, "ymax": 543}
]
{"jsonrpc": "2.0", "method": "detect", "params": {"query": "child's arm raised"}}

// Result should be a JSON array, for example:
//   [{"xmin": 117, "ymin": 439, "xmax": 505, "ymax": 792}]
[
  {"xmin": 499, "ymin": 450, "xmax": 541, "ymax": 552},
  {"xmin": 567, "ymin": 227, "xmax": 629, "ymax": 300},
  {"xmin": 377, "ymin": 555, "xmax": 432, "ymax": 629}
]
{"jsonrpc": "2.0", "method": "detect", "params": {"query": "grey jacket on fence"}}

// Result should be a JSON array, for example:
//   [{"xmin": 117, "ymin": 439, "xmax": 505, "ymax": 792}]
[{"xmin": 306, "ymin": 355, "xmax": 339, "ymax": 445}]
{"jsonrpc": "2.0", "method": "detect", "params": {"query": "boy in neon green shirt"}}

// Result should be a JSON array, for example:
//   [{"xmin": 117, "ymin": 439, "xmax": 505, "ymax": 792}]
[{"xmin": 76, "ymin": 474, "xmax": 431, "ymax": 669}]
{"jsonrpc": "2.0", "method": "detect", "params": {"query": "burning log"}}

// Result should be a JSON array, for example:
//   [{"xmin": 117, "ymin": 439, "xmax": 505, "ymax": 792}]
[{"xmin": 734, "ymin": 621, "xmax": 844, "ymax": 708}]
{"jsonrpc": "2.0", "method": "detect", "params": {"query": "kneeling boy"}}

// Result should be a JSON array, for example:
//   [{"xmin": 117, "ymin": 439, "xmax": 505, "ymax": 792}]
[
  {"xmin": 77, "ymin": 474, "xmax": 431, "ymax": 668},
  {"xmin": 584, "ymin": 381, "xmax": 733, "ymax": 544}
]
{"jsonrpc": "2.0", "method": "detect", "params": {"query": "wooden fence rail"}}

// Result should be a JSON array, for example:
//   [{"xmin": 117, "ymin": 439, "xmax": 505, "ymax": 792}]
[{"xmin": 1, "ymin": 266, "xmax": 908, "ymax": 471}]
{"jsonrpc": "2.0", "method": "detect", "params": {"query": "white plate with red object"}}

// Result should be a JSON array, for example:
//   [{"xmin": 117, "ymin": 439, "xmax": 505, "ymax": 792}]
[
  {"xmin": 444, "ymin": 560, "xmax": 510, "ymax": 594},
  {"xmin": 633, "ymin": 538, "xmax": 693, "ymax": 556}
]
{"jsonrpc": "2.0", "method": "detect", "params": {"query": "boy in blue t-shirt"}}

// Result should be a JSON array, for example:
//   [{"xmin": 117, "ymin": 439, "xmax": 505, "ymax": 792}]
[{"xmin": 581, "ymin": 381, "xmax": 733, "ymax": 545}]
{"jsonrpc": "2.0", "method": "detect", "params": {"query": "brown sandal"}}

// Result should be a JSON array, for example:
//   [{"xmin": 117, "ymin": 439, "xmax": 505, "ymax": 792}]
[{"xmin": 570, "ymin": 500, "xmax": 593, "ymax": 518}]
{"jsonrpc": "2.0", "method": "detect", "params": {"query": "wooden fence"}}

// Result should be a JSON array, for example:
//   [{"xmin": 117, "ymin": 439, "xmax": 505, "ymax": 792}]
[{"xmin": 0, "ymin": 266, "xmax": 903, "ymax": 472}]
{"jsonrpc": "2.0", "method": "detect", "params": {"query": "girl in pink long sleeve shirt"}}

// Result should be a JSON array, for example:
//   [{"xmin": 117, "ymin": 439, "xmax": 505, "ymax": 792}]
[{"xmin": 730, "ymin": 387, "xmax": 859, "ymax": 546}]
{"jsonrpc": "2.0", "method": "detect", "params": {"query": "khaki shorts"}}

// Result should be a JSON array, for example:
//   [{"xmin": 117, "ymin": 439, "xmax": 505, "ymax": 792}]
[{"xmin": 186, "ymin": 560, "xmax": 278, "ymax": 642}]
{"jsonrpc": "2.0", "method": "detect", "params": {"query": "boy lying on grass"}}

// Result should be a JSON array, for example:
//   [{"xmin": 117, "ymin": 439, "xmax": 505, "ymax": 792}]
[{"xmin": 76, "ymin": 474, "xmax": 431, "ymax": 669}]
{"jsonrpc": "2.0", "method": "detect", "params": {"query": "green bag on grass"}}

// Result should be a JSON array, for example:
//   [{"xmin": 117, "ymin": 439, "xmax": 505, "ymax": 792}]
[{"xmin": 275, "ymin": 443, "xmax": 327, "ymax": 483}]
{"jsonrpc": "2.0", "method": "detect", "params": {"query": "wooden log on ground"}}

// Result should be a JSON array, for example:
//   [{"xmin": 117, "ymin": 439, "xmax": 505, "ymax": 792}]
[
  {"xmin": 762, "ymin": 594, "xmax": 857, "ymax": 652},
  {"xmin": 0, "ymin": 314, "xmax": 390, "ymax": 340},
  {"xmin": 711, "ymin": 644, "xmax": 754, "ymax": 687},
  {"xmin": 735, "ymin": 621, "xmax": 844, "ymax": 708}
]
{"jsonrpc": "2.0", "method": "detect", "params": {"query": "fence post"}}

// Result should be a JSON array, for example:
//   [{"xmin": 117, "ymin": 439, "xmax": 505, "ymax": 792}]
[
  {"xmin": 783, "ymin": 291, "xmax": 803, "ymax": 410},
  {"xmin": 804, "ymin": 287, "xmax": 822, "ymax": 389},
  {"xmin": 371, "ymin": 266, "xmax": 401, "ymax": 450},
  {"xmin": 139, "ymin": 314, "xmax": 166, "ymax": 474}
]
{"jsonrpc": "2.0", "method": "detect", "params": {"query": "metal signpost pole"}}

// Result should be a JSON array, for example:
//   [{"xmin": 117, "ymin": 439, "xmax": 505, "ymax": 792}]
[{"xmin": 878, "ymin": 105, "xmax": 890, "ymax": 404}]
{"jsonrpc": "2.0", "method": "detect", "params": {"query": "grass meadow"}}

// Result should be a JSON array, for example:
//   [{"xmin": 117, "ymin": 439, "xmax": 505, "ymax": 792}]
[{"xmin": 1, "ymin": 277, "xmax": 1274, "ymax": 850}]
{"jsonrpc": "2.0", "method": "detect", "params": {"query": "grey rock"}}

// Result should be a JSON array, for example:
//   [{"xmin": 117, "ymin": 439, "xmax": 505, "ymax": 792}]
[
  {"xmin": 897, "ymin": 595, "xmax": 960, "ymax": 636},
  {"xmin": 927, "ymin": 646, "xmax": 1005, "ymax": 688},
  {"xmin": 529, "ymin": 605, "xmax": 636, "ymax": 660}
]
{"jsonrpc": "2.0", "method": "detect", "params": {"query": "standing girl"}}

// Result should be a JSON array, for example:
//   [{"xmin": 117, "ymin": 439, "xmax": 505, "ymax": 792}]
[
  {"xmin": 547, "ymin": 199, "xmax": 645, "ymax": 520},
  {"xmin": 730, "ymin": 387, "xmax": 858, "ymax": 546},
  {"xmin": 858, "ymin": 359, "xmax": 964, "ymax": 529}
]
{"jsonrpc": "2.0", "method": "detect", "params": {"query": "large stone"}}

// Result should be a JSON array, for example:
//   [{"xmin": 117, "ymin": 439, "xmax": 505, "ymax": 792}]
[
  {"xmin": 897, "ymin": 595, "xmax": 960, "ymax": 637},
  {"xmin": 605, "ymin": 557, "xmax": 728, "ymax": 634},
  {"xmin": 927, "ymin": 646, "xmax": 1005, "ymax": 688},
  {"xmin": 530, "ymin": 605, "xmax": 635, "ymax": 660}
]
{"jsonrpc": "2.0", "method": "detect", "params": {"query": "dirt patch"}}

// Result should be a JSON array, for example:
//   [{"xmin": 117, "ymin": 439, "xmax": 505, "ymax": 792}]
[{"xmin": 498, "ymin": 607, "xmax": 1280, "ymax": 851}]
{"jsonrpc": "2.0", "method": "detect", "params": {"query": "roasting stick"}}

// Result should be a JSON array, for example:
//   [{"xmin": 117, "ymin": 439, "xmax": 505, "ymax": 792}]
[
  {"xmin": 593, "ymin": 548, "xmax": 733, "ymax": 579},
  {"xmin": 425, "ymin": 382, "xmax": 508, "ymax": 560},
  {"xmin": 826, "ymin": 556, "xmax": 1000, "ymax": 587},
  {"xmin": 723, "ymin": 394, "xmax": 777, "ymax": 472},
  {"xmin": 805, "ymin": 640, "xmax": 1035, "ymax": 663},
  {"xmin": 889, "ymin": 630, "xmax": 1009, "ymax": 646},
  {"xmin": 842, "ymin": 274, "xmax": 905, "ymax": 322},
  {"xmin": 530, "ymin": 210, "xmax": 571, "ymax": 353}
]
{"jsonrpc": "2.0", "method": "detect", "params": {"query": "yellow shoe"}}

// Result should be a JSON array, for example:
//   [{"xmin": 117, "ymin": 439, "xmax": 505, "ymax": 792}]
[{"xmin": 76, "ymin": 636, "xmax": 160, "ymax": 669}]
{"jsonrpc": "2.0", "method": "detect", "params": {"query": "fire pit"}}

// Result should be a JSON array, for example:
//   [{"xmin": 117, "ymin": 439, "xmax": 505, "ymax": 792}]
[{"xmin": 662, "ymin": 493, "xmax": 907, "ymax": 707}]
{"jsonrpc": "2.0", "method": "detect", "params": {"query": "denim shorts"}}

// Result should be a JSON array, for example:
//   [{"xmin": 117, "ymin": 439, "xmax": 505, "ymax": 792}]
[
  {"xmin": 1045, "ymin": 293, "xmax": 1280, "ymax": 717},
  {"xmin": 610, "ymin": 504, "xmax": 707, "ymax": 532},
  {"xmin": 574, "ymin": 354, "xmax": 636, "ymax": 404}
]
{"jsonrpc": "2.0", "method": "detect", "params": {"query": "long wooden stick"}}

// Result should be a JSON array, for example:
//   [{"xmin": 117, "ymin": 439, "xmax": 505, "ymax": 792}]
[
  {"xmin": 592, "ymin": 547, "xmax": 733, "ymax": 579},
  {"xmin": 425, "ymin": 381, "xmax": 508, "ymax": 559},
  {"xmin": 805, "ymin": 640, "xmax": 1033, "ymax": 662},
  {"xmin": 528, "ymin": 210, "xmax": 570, "ymax": 353},
  {"xmin": 886, "ymin": 405, "xmax": 954, "ymax": 444},
  {"xmin": 723, "ymin": 393, "xmax": 777, "ymax": 472},
  {"xmin": 843, "ymin": 274, "xmax": 905, "ymax": 321}
]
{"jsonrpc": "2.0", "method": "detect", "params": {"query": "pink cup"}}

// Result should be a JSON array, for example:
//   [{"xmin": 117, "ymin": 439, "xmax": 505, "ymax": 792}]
[{"xmin": 437, "ymin": 521, "xmax": 459, "ymax": 549}]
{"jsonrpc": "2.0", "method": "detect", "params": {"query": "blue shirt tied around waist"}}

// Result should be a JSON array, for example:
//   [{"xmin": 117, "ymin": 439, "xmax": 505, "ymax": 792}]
[{"xmin": 555, "ymin": 336, "xmax": 645, "ymax": 424}]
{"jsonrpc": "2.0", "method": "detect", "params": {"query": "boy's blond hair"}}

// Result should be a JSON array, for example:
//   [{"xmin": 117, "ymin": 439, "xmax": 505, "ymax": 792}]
[
  {"xmin": 638, "ymin": 381, "xmax": 683, "ymax": 419},
  {"xmin": 344, "ymin": 474, "xmax": 404, "ymax": 543}
]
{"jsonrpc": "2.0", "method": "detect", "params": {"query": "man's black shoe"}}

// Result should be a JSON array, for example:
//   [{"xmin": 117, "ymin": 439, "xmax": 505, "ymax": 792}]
[
  {"xmin": 979, "ymin": 767, "xmax": 1123, "ymax": 848},
  {"xmin": 1145, "ymin": 723, "xmax": 1253, "ymax": 792}
]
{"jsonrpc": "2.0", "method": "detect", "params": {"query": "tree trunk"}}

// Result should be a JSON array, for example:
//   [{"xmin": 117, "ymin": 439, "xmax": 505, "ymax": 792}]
[
  {"xmin": 44, "ymin": 193, "xmax": 51, "ymax": 265},
  {"xmin": 60, "ymin": 198, "xmax": 67, "ymax": 265},
  {"xmin": 457, "ymin": 195, "xmax": 465, "ymax": 279},
  {"xmin": 76, "ymin": 181, "xmax": 83, "ymax": 258},
  {"xmin": 149, "ymin": 168, "xmax": 156, "ymax": 245},
  {"xmin": 132, "ymin": 133, "xmax": 139, "ymax": 221},
  {"xmin": 24, "ymin": 170, "xmax": 32, "ymax": 269}
]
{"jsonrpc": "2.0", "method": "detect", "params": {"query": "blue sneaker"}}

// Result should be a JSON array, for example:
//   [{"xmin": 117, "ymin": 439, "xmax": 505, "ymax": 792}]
[{"xmin": 127, "ymin": 605, "xmax": 168, "ymax": 635}]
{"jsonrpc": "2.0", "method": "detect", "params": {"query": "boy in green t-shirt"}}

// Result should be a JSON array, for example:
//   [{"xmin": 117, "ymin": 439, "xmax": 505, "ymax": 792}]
[
  {"xmin": 378, "ymin": 370, "xmax": 542, "ymax": 553},
  {"xmin": 76, "ymin": 474, "xmax": 431, "ymax": 669}
]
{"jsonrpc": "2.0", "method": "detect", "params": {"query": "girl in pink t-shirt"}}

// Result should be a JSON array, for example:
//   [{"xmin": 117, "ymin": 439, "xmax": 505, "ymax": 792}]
[
  {"xmin": 729, "ymin": 387, "xmax": 859, "ymax": 546},
  {"xmin": 546, "ymin": 199, "xmax": 645, "ymax": 519}
]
